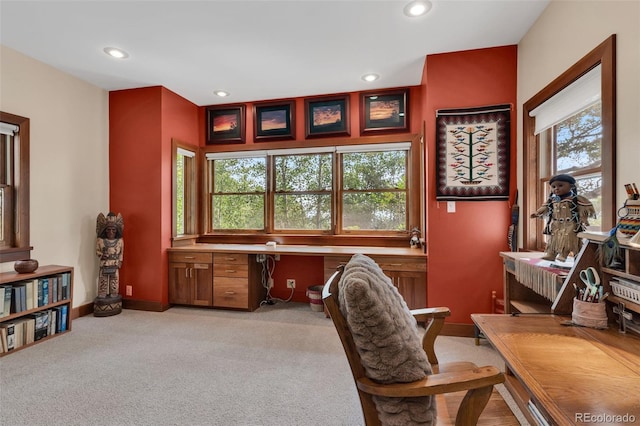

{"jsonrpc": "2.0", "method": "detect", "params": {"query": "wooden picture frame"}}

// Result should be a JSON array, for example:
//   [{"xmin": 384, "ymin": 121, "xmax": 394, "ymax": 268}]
[
  {"xmin": 253, "ymin": 100, "xmax": 295, "ymax": 142},
  {"xmin": 206, "ymin": 105, "xmax": 246, "ymax": 144},
  {"xmin": 360, "ymin": 89, "xmax": 409, "ymax": 136},
  {"xmin": 305, "ymin": 95, "xmax": 350, "ymax": 139}
]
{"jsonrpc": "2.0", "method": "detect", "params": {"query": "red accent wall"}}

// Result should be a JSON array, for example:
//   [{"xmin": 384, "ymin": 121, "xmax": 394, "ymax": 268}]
[
  {"xmin": 109, "ymin": 86, "xmax": 199, "ymax": 306},
  {"xmin": 423, "ymin": 46, "xmax": 518, "ymax": 323}
]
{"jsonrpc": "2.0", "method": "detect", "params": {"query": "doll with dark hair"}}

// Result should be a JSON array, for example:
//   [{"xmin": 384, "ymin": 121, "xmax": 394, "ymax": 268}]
[{"xmin": 530, "ymin": 174, "xmax": 596, "ymax": 261}]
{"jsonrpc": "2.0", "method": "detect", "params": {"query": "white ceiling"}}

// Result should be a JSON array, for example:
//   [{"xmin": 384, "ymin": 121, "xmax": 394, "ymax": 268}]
[{"xmin": 0, "ymin": 0, "xmax": 549, "ymax": 107}]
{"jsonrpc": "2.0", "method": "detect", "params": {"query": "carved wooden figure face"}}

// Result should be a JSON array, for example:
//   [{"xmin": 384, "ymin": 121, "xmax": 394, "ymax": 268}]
[{"xmin": 105, "ymin": 226, "xmax": 117, "ymax": 239}]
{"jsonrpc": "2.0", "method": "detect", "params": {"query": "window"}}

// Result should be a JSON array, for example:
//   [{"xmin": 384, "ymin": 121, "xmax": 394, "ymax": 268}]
[
  {"xmin": 205, "ymin": 141, "xmax": 414, "ymax": 236},
  {"xmin": 339, "ymin": 144, "xmax": 409, "ymax": 231},
  {"xmin": 539, "ymin": 102, "xmax": 603, "ymax": 229},
  {"xmin": 523, "ymin": 36, "xmax": 615, "ymax": 251},
  {"xmin": 0, "ymin": 111, "xmax": 30, "ymax": 262},
  {"xmin": 172, "ymin": 139, "xmax": 197, "ymax": 239},
  {"xmin": 208, "ymin": 152, "xmax": 267, "ymax": 231},
  {"xmin": 273, "ymin": 151, "xmax": 332, "ymax": 231}
]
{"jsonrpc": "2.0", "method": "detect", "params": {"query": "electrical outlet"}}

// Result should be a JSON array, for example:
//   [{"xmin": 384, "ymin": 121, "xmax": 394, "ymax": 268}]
[
  {"xmin": 286, "ymin": 279, "xmax": 296, "ymax": 288},
  {"xmin": 126, "ymin": 285, "xmax": 132, "ymax": 296},
  {"xmin": 268, "ymin": 278, "xmax": 274, "ymax": 289},
  {"xmin": 274, "ymin": 254, "xmax": 280, "ymax": 261}
]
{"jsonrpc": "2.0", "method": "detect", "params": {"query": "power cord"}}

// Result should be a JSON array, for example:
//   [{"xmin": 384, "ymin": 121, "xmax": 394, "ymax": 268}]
[{"xmin": 259, "ymin": 255, "xmax": 294, "ymax": 306}]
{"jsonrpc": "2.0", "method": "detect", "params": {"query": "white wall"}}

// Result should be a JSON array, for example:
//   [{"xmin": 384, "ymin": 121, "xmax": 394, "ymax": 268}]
[
  {"xmin": 0, "ymin": 45, "xmax": 110, "ymax": 307},
  {"xmin": 518, "ymin": 0, "xmax": 640, "ymax": 215}
]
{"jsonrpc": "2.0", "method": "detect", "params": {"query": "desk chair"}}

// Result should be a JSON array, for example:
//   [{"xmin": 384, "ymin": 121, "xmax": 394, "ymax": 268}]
[{"xmin": 323, "ymin": 255, "xmax": 504, "ymax": 426}]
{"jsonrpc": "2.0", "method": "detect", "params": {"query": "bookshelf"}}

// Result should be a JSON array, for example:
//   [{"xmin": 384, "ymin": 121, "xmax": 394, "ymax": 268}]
[{"xmin": 0, "ymin": 265, "xmax": 73, "ymax": 356}]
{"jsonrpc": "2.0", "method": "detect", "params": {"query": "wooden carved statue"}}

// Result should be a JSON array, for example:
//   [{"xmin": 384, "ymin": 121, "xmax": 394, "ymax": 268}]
[{"xmin": 94, "ymin": 212, "xmax": 124, "ymax": 316}]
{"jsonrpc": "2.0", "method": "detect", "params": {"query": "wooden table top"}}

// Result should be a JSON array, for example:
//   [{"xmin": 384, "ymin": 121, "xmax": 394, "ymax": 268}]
[{"xmin": 472, "ymin": 314, "xmax": 640, "ymax": 425}]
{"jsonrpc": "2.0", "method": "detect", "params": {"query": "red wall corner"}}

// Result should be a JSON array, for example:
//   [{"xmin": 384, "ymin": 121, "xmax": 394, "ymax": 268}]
[{"xmin": 423, "ymin": 45, "xmax": 518, "ymax": 323}]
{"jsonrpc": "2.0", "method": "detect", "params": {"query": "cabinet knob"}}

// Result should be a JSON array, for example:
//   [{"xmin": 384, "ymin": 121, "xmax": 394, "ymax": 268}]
[
  {"xmin": 225, "ymin": 269, "xmax": 236, "ymax": 273},
  {"xmin": 184, "ymin": 256, "xmax": 195, "ymax": 259},
  {"xmin": 224, "ymin": 291, "xmax": 236, "ymax": 295}
]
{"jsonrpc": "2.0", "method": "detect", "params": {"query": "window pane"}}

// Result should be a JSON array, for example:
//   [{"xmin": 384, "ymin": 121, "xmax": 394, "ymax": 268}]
[
  {"xmin": 274, "ymin": 154, "xmax": 332, "ymax": 191},
  {"xmin": 211, "ymin": 157, "xmax": 266, "ymax": 230},
  {"xmin": 575, "ymin": 175, "xmax": 602, "ymax": 229},
  {"xmin": 176, "ymin": 154, "xmax": 184, "ymax": 235},
  {"xmin": 212, "ymin": 194, "xmax": 264, "ymax": 229},
  {"xmin": 343, "ymin": 151, "xmax": 406, "ymax": 190},
  {"xmin": 214, "ymin": 158, "xmax": 266, "ymax": 193},
  {"xmin": 274, "ymin": 153, "xmax": 332, "ymax": 231},
  {"xmin": 343, "ymin": 192, "xmax": 406, "ymax": 231},
  {"xmin": 555, "ymin": 102, "xmax": 602, "ymax": 173},
  {"xmin": 274, "ymin": 194, "xmax": 331, "ymax": 230},
  {"xmin": 551, "ymin": 102, "xmax": 602, "ymax": 230}
]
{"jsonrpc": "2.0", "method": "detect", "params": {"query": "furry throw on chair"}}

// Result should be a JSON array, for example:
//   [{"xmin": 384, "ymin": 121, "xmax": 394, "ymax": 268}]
[{"xmin": 338, "ymin": 253, "xmax": 436, "ymax": 425}]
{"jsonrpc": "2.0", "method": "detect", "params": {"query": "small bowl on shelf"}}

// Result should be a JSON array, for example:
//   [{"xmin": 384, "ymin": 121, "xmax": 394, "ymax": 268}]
[{"xmin": 14, "ymin": 259, "xmax": 39, "ymax": 274}]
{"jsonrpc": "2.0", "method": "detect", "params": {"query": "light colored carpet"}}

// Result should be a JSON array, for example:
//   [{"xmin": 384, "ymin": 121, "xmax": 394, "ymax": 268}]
[{"xmin": 0, "ymin": 302, "xmax": 527, "ymax": 425}]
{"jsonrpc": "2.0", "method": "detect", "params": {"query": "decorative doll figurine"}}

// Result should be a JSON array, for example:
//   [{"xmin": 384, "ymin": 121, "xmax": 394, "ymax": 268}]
[
  {"xmin": 530, "ymin": 174, "xmax": 595, "ymax": 261},
  {"xmin": 410, "ymin": 227, "xmax": 422, "ymax": 249},
  {"xmin": 96, "ymin": 212, "xmax": 124, "ymax": 298}
]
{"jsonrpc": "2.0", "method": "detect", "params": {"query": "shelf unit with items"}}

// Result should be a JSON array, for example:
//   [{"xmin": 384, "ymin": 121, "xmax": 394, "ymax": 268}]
[
  {"xmin": 0, "ymin": 265, "xmax": 73, "ymax": 356},
  {"xmin": 588, "ymin": 231, "xmax": 640, "ymax": 334}
]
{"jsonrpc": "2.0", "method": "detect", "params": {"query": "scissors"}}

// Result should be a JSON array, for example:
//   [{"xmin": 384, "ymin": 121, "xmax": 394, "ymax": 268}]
[{"xmin": 579, "ymin": 267, "xmax": 601, "ymax": 301}]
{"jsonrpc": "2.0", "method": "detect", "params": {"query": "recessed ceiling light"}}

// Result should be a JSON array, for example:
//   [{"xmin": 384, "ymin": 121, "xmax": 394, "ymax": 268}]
[
  {"xmin": 362, "ymin": 73, "xmax": 380, "ymax": 82},
  {"xmin": 403, "ymin": 0, "xmax": 432, "ymax": 17},
  {"xmin": 103, "ymin": 47, "xmax": 129, "ymax": 59},
  {"xmin": 214, "ymin": 91, "xmax": 230, "ymax": 97}
]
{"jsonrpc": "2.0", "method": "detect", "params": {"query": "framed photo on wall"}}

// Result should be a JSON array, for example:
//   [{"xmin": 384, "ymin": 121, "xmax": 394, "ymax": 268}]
[
  {"xmin": 253, "ymin": 100, "xmax": 295, "ymax": 142},
  {"xmin": 206, "ymin": 105, "xmax": 246, "ymax": 144},
  {"xmin": 360, "ymin": 89, "xmax": 409, "ymax": 136},
  {"xmin": 304, "ymin": 95, "xmax": 350, "ymax": 139}
]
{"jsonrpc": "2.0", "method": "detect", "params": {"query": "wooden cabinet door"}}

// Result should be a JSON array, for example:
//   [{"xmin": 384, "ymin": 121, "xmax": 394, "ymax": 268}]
[
  {"xmin": 169, "ymin": 262, "xmax": 191, "ymax": 305},
  {"xmin": 192, "ymin": 263, "xmax": 213, "ymax": 306},
  {"xmin": 389, "ymin": 271, "xmax": 427, "ymax": 310}
]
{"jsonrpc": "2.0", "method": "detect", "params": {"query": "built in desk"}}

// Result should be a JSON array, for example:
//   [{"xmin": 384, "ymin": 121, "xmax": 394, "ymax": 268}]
[
  {"xmin": 472, "ymin": 314, "xmax": 640, "ymax": 426},
  {"xmin": 168, "ymin": 244, "xmax": 427, "ymax": 309}
]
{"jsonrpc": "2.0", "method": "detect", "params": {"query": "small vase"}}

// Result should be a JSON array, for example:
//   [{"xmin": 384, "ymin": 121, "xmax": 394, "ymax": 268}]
[{"xmin": 14, "ymin": 259, "xmax": 39, "ymax": 274}]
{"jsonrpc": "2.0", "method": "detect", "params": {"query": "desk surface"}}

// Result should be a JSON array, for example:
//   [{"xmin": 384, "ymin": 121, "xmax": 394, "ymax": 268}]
[
  {"xmin": 472, "ymin": 314, "xmax": 640, "ymax": 425},
  {"xmin": 168, "ymin": 243, "xmax": 426, "ymax": 258}
]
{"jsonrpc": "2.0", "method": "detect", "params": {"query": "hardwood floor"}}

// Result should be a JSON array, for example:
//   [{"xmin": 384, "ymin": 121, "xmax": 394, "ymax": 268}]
[{"xmin": 435, "ymin": 388, "xmax": 521, "ymax": 425}]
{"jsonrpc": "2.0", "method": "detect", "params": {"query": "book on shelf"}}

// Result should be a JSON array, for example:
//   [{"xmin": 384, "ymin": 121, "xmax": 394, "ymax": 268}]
[
  {"xmin": 54, "ymin": 305, "xmax": 68, "ymax": 332},
  {"xmin": 25, "ymin": 280, "xmax": 35, "ymax": 310},
  {"xmin": 50, "ymin": 275, "xmax": 58, "ymax": 303},
  {"xmin": 61, "ymin": 272, "xmax": 71, "ymax": 300},
  {"xmin": 49, "ymin": 309, "xmax": 57, "ymax": 335},
  {"xmin": 0, "ymin": 322, "xmax": 15, "ymax": 352},
  {"xmin": 0, "ymin": 286, "xmax": 12, "ymax": 318},
  {"xmin": 38, "ymin": 278, "xmax": 49, "ymax": 307},
  {"xmin": 11, "ymin": 283, "xmax": 27, "ymax": 314},
  {"xmin": 29, "ymin": 311, "xmax": 49, "ymax": 341},
  {"xmin": 0, "ymin": 286, "xmax": 5, "ymax": 318},
  {"xmin": 11, "ymin": 318, "xmax": 24, "ymax": 349}
]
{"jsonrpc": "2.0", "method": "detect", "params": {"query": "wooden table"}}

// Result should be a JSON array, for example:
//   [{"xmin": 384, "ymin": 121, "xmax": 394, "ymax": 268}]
[{"xmin": 472, "ymin": 314, "xmax": 640, "ymax": 426}]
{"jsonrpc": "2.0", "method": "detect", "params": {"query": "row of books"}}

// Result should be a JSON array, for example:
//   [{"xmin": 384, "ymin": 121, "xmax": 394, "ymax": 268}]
[
  {"xmin": 0, "ymin": 272, "xmax": 71, "ymax": 318},
  {"xmin": 0, "ymin": 305, "xmax": 68, "ymax": 353}
]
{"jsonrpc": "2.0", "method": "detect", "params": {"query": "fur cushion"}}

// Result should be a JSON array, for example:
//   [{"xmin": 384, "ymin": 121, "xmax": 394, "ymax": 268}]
[{"xmin": 338, "ymin": 254, "xmax": 436, "ymax": 425}]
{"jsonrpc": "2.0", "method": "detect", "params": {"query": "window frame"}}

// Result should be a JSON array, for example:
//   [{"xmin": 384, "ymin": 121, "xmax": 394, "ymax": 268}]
[
  {"xmin": 0, "ymin": 111, "xmax": 31, "ymax": 263},
  {"xmin": 171, "ymin": 138, "xmax": 198, "ymax": 243},
  {"xmin": 201, "ymin": 135, "xmax": 422, "ymax": 246},
  {"xmin": 522, "ymin": 35, "xmax": 616, "ymax": 251}
]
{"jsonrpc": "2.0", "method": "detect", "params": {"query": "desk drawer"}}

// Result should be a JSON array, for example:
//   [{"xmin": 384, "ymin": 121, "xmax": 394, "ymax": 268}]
[
  {"xmin": 214, "ymin": 277, "xmax": 249, "ymax": 309},
  {"xmin": 214, "ymin": 264, "xmax": 249, "ymax": 278},
  {"xmin": 214, "ymin": 253, "xmax": 248, "ymax": 265},
  {"xmin": 169, "ymin": 252, "xmax": 212, "ymax": 263}
]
